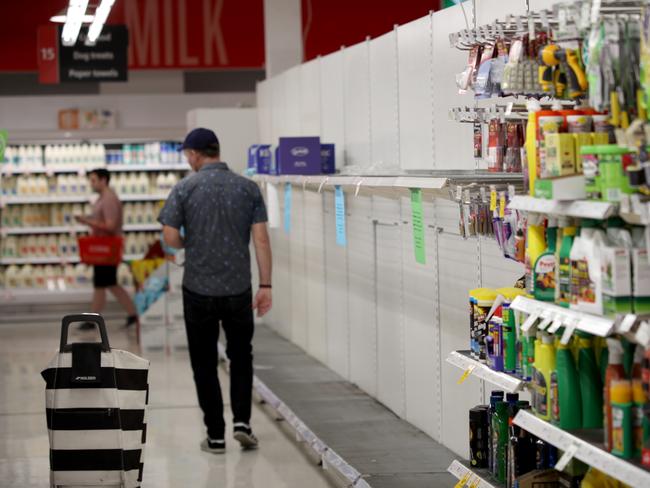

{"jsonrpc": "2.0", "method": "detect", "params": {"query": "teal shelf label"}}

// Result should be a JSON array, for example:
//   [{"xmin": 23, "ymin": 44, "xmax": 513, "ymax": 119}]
[
  {"xmin": 410, "ymin": 188, "xmax": 426, "ymax": 264},
  {"xmin": 335, "ymin": 185, "xmax": 346, "ymax": 246},
  {"xmin": 284, "ymin": 183, "xmax": 292, "ymax": 233}
]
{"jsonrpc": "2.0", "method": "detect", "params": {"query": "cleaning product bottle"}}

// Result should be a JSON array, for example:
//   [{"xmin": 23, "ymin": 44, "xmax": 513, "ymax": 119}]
[
  {"xmin": 571, "ymin": 220, "xmax": 606, "ymax": 315},
  {"xmin": 604, "ymin": 338, "xmax": 626, "ymax": 451},
  {"xmin": 577, "ymin": 332, "xmax": 604, "ymax": 428},
  {"xmin": 611, "ymin": 379, "xmax": 634, "ymax": 459},
  {"xmin": 498, "ymin": 287, "xmax": 526, "ymax": 374},
  {"xmin": 602, "ymin": 220, "xmax": 633, "ymax": 316},
  {"xmin": 597, "ymin": 337, "xmax": 609, "ymax": 385},
  {"xmin": 525, "ymin": 215, "xmax": 546, "ymax": 294},
  {"xmin": 557, "ymin": 218, "xmax": 577, "ymax": 307},
  {"xmin": 488, "ymin": 391, "xmax": 505, "ymax": 475},
  {"xmin": 533, "ymin": 217, "xmax": 558, "ymax": 301},
  {"xmin": 555, "ymin": 337, "xmax": 582, "ymax": 429},
  {"xmin": 492, "ymin": 401, "xmax": 509, "ymax": 483},
  {"xmin": 532, "ymin": 332, "xmax": 556, "ymax": 421},
  {"xmin": 631, "ymin": 227, "xmax": 650, "ymax": 314},
  {"xmin": 633, "ymin": 379, "xmax": 645, "ymax": 458}
]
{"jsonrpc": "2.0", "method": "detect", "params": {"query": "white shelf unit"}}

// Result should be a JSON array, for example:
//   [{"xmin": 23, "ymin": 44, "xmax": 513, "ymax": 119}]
[
  {"xmin": 2, "ymin": 194, "xmax": 169, "ymax": 205},
  {"xmin": 447, "ymin": 460, "xmax": 500, "ymax": 488},
  {"xmin": 509, "ymin": 296, "xmax": 615, "ymax": 339},
  {"xmin": 513, "ymin": 410, "xmax": 650, "ymax": 488},
  {"xmin": 1, "ymin": 164, "xmax": 188, "ymax": 176},
  {"xmin": 1, "ymin": 223, "xmax": 161, "ymax": 235},
  {"xmin": 0, "ymin": 254, "xmax": 143, "ymax": 265},
  {"xmin": 508, "ymin": 196, "xmax": 617, "ymax": 220},
  {"xmin": 446, "ymin": 350, "xmax": 526, "ymax": 393}
]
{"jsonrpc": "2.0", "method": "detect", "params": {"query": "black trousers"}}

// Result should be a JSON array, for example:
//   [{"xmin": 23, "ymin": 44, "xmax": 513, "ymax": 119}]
[{"xmin": 182, "ymin": 285, "xmax": 254, "ymax": 440}]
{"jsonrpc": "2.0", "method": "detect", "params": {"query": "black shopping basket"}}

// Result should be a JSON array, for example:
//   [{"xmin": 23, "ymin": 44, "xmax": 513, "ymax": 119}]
[{"xmin": 41, "ymin": 314, "xmax": 150, "ymax": 488}]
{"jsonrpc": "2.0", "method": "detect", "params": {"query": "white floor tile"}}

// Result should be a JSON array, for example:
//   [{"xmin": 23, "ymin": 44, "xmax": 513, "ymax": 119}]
[{"xmin": 0, "ymin": 319, "xmax": 334, "ymax": 487}]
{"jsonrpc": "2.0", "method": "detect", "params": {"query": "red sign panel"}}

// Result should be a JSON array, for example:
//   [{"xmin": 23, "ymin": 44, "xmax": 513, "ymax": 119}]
[
  {"xmin": 37, "ymin": 25, "xmax": 60, "ymax": 83},
  {"xmin": 3, "ymin": 0, "xmax": 264, "ymax": 72}
]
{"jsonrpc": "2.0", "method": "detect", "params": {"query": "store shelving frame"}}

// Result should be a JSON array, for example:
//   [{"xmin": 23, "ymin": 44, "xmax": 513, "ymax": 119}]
[
  {"xmin": 446, "ymin": 350, "xmax": 526, "ymax": 393},
  {"xmin": 513, "ymin": 410, "xmax": 650, "ymax": 487},
  {"xmin": 447, "ymin": 460, "xmax": 501, "ymax": 488}
]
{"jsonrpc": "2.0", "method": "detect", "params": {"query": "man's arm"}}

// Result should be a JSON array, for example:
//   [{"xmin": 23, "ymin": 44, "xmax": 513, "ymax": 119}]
[
  {"xmin": 162, "ymin": 225, "xmax": 184, "ymax": 249},
  {"xmin": 76, "ymin": 215, "xmax": 118, "ymax": 234},
  {"xmin": 252, "ymin": 222, "xmax": 272, "ymax": 317}
]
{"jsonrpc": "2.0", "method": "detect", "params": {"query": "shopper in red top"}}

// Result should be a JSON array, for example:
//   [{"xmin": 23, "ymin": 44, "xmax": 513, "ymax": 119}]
[{"xmin": 75, "ymin": 168, "xmax": 138, "ymax": 330}]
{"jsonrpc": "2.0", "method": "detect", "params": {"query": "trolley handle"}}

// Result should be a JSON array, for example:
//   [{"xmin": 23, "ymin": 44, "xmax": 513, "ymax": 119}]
[{"xmin": 60, "ymin": 313, "xmax": 111, "ymax": 352}]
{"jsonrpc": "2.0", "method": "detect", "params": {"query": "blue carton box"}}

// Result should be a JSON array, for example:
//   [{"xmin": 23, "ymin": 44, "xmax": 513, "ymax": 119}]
[
  {"xmin": 256, "ymin": 145, "xmax": 272, "ymax": 174},
  {"xmin": 247, "ymin": 145, "xmax": 259, "ymax": 170},
  {"xmin": 277, "ymin": 137, "xmax": 322, "ymax": 175},
  {"xmin": 320, "ymin": 144, "xmax": 335, "ymax": 174}
]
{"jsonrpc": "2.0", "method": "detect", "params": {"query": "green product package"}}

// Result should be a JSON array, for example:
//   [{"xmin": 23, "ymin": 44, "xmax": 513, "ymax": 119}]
[
  {"xmin": 493, "ymin": 401, "xmax": 509, "ymax": 483},
  {"xmin": 534, "ymin": 219, "xmax": 558, "ymax": 302},
  {"xmin": 577, "ymin": 334, "xmax": 604, "ymax": 429},
  {"xmin": 0, "ymin": 130, "xmax": 7, "ymax": 163},
  {"xmin": 555, "ymin": 340, "xmax": 582, "ymax": 429},
  {"xmin": 557, "ymin": 225, "xmax": 576, "ymax": 307}
]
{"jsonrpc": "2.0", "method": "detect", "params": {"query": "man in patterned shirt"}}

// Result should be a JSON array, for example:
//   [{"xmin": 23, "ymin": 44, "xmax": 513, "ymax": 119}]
[{"xmin": 158, "ymin": 128, "xmax": 272, "ymax": 454}]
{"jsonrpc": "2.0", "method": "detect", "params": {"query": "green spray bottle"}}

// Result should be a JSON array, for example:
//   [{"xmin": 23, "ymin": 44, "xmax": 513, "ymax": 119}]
[
  {"xmin": 577, "ymin": 332, "xmax": 604, "ymax": 428},
  {"xmin": 533, "ymin": 218, "xmax": 558, "ymax": 301},
  {"xmin": 557, "ymin": 218, "xmax": 577, "ymax": 307},
  {"xmin": 554, "ymin": 337, "xmax": 582, "ymax": 429},
  {"xmin": 493, "ymin": 401, "xmax": 509, "ymax": 483}
]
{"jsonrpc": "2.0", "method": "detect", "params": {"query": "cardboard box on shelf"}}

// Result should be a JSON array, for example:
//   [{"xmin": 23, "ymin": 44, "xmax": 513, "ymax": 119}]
[{"xmin": 534, "ymin": 175, "xmax": 587, "ymax": 200}]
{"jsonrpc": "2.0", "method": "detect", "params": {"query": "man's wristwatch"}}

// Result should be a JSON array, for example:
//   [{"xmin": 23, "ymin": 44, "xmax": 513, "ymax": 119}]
[{"xmin": 259, "ymin": 284, "xmax": 272, "ymax": 289}]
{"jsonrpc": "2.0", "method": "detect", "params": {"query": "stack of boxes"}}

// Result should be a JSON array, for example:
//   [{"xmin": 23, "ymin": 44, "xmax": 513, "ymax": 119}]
[{"xmin": 248, "ymin": 137, "xmax": 336, "ymax": 175}]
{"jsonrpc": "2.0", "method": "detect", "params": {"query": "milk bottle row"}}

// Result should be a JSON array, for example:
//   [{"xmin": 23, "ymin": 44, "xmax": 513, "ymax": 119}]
[
  {"xmin": 1, "ymin": 203, "xmax": 90, "ymax": 228},
  {"xmin": 1, "ymin": 232, "xmax": 159, "ymax": 259},
  {"xmin": 1, "ymin": 203, "xmax": 158, "ymax": 230},
  {"xmin": 1, "ymin": 263, "xmax": 133, "ymax": 289},
  {"xmin": 0, "ymin": 172, "xmax": 178, "ymax": 197},
  {"xmin": 108, "ymin": 142, "xmax": 184, "ymax": 165},
  {"xmin": 1, "ymin": 235, "xmax": 80, "ymax": 259}
]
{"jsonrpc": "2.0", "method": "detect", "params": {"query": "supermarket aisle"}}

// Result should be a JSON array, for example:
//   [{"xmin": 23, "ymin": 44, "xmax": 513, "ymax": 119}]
[{"xmin": 0, "ymin": 319, "xmax": 334, "ymax": 488}]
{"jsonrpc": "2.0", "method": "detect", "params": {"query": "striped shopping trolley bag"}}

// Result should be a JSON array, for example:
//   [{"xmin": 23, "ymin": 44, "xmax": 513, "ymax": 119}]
[{"xmin": 41, "ymin": 314, "xmax": 150, "ymax": 488}]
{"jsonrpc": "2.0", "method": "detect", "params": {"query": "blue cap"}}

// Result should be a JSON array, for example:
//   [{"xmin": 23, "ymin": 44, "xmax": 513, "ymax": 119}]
[{"xmin": 181, "ymin": 128, "xmax": 220, "ymax": 151}]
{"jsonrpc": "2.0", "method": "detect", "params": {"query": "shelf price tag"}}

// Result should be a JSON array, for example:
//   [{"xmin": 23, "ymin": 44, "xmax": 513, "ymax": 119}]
[
  {"xmin": 618, "ymin": 314, "xmax": 637, "ymax": 334},
  {"xmin": 335, "ymin": 186, "xmax": 347, "ymax": 247},
  {"xmin": 560, "ymin": 319, "xmax": 579, "ymax": 345},
  {"xmin": 453, "ymin": 472, "xmax": 471, "ymax": 488},
  {"xmin": 521, "ymin": 310, "xmax": 541, "ymax": 332},
  {"xmin": 283, "ymin": 183, "xmax": 292, "ymax": 234},
  {"xmin": 554, "ymin": 442, "xmax": 579, "ymax": 472},
  {"xmin": 547, "ymin": 314, "xmax": 564, "ymax": 334},
  {"xmin": 499, "ymin": 192, "xmax": 506, "ymax": 218},
  {"xmin": 489, "ymin": 188, "xmax": 497, "ymax": 212},
  {"xmin": 457, "ymin": 365, "xmax": 476, "ymax": 385},
  {"xmin": 410, "ymin": 188, "xmax": 426, "ymax": 265},
  {"xmin": 537, "ymin": 313, "xmax": 553, "ymax": 331},
  {"xmin": 635, "ymin": 321, "xmax": 650, "ymax": 348}
]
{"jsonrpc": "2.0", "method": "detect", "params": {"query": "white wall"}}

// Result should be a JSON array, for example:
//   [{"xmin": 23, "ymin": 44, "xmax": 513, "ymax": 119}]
[
  {"xmin": 186, "ymin": 108, "xmax": 259, "ymax": 174},
  {"xmin": 0, "ymin": 93, "xmax": 256, "ymax": 133},
  {"xmin": 255, "ymin": 0, "xmax": 554, "ymax": 459}
]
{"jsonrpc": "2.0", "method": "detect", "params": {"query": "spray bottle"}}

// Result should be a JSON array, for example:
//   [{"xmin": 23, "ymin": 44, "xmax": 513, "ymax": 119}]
[
  {"xmin": 532, "ymin": 332, "xmax": 556, "ymax": 421},
  {"xmin": 555, "ymin": 337, "xmax": 582, "ymax": 429},
  {"xmin": 605, "ymin": 338, "xmax": 626, "ymax": 451},
  {"xmin": 557, "ymin": 218, "xmax": 577, "ymax": 307},
  {"xmin": 578, "ymin": 332, "xmax": 604, "ymax": 428},
  {"xmin": 533, "ymin": 217, "xmax": 558, "ymax": 301}
]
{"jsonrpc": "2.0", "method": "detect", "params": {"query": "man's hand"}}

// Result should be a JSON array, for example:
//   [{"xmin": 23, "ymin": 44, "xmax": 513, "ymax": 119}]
[
  {"xmin": 75, "ymin": 215, "xmax": 89, "ymax": 225},
  {"xmin": 253, "ymin": 288, "xmax": 272, "ymax": 317}
]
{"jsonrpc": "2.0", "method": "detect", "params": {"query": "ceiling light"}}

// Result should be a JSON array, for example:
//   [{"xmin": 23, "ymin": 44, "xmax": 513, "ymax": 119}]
[
  {"xmin": 50, "ymin": 14, "xmax": 94, "ymax": 23},
  {"xmin": 86, "ymin": 0, "xmax": 116, "ymax": 45},
  {"xmin": 61, "ymin": 0, "xmax": 90, "ymax": 47}
]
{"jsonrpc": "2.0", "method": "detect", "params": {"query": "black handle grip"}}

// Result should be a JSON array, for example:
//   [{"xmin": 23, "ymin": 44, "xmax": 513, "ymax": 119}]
[{"xmin": 60, "ymin": 314, "xmax": 110, "ymax": 352}]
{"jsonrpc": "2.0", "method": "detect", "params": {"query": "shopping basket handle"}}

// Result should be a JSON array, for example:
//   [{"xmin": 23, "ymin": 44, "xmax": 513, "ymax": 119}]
[{"xmin": 60, "ymin": 313, "xmax": 111, "ymax": 352}]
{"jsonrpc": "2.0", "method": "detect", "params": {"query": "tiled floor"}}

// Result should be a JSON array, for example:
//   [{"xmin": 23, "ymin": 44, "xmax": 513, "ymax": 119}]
[{"xmin": 0, "ymin": 319, "xmax": 333, "ymax": 488}]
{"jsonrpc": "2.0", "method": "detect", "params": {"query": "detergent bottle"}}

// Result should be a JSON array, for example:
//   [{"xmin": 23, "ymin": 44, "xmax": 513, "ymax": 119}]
[{"xmin": 554, "ymin": 337, "xmax": 582, "ymax": 429}]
